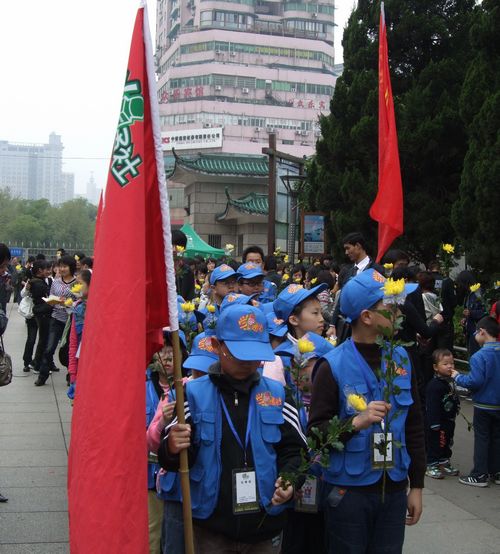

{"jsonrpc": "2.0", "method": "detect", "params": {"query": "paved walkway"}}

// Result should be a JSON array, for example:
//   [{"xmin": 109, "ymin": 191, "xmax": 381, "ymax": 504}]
[{"xmin": 1, "ymin": 304, "xmax": 500, "ymax": 553}]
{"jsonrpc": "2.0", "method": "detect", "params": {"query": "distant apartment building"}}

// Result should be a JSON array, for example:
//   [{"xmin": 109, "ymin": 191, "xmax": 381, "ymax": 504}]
[
  {"xmin": 0, "ymin": 132, "xmax": 74, "ymax": 205},
  {"xmin": 155, "ymin": 0, "xmax": 338, "ymax": 253},
  {"xmin": 86, "ymin": 172, "xmax": 101, "ymax": 206}
]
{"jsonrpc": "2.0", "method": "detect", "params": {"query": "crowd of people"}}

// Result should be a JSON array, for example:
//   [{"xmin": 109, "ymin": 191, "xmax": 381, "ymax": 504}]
[{"xmin": 0, "ymin": 232, "xmax": 499, "ymax": 553}]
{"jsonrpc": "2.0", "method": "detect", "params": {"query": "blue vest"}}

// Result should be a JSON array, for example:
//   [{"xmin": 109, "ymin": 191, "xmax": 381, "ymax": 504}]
[
  {"xmin": 185, "ymin": 374, "xmax": 287, "ymax": 519},
  {"xmin": 146, "ymin": 371, "xmax": 161, "ymax": 490},
  {"xmin": 321, "ymin": 339, "xmax": 413, "ymax": 486},
  {"xmin": 259, "ymin": 280, "xmax": 277, "ymax": 304}
]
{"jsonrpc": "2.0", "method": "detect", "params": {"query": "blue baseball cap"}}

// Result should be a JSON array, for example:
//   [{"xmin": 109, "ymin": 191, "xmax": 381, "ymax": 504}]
[
  {"xmin": 216, "ymin": 304, "xmax": 274, "ymax": 361},
  {"xmin": 162, "ymin": 327, "xmax": 187, "ymax": 349},
  {"xmin": 237, "ymin": 262, "xmax": 264, "ymax": 280},
  {"xmin": 183, "ymin": 332, "xmax": 219, "ymax": 374},
  {"xmin": 209, "ymin": 264, "xmax": 240, "ymax": 285},
  {"xmin": 340, "ymin": 269, "xmax": 418, "ymax": 323},
  {"xmin": 275, "ymin": 332, "xmax": 334, "ymax": 359},
  {"xmin": 220, "ymin": 292, "xmax": 260, "ymax": 312},
  {"xmin": 266, "ymin": 311, "xmax": 288, "ymax": 337},
  {"xmin": 273, "ymin": 283, "xmax": 328, "ymax": 321}
]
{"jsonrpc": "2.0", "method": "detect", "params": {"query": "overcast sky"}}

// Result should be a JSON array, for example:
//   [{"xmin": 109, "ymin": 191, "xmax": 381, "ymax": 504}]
[{"xmin": 0, "ymin": 1, "xmax": 354, "ymax": 196}]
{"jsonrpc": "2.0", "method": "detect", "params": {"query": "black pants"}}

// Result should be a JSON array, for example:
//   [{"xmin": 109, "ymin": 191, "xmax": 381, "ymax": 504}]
[
  {"xmin": 323, "ymin": 485, "xmax": 407, "ymax": 554},
  {"xmin": 22, "ymin": 317, "xmax": 38, "ymax": 366},
  {"xmin": 427, "ymin": 419, "xmax": 455, "ymax": 465},
  {"xmin": 34, "ymin": 314, "xmax": 51, "ymax": 372},
  {"xmin": 471, "ymin": 408, "xmax": 500, "ymax": 477},
  {"xmin": 39, "ymin": 318, "xmax": 66, "ymax": 381},
  {"xmin": 282, "ymin": 509, "xmax": 326, "ymax": 554}
]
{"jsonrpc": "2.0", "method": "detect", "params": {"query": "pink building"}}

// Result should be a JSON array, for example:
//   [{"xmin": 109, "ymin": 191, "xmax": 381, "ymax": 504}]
[{"xmin": 155, "ymin": 0, "xmax": 339, "ymax": 253}]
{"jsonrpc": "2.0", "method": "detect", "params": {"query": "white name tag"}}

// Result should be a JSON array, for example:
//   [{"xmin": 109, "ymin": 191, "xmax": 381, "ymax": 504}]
[
  {"xmin": 232, "ymin": 468, "xmax": 260, "ymax": 514},
  {"xmin": 372, "ymin": 432, "xmax": 394, "ymax": 469},
  {"xmin": 295, "ymin": 476, "xmax": 319, "ymax": 513}
]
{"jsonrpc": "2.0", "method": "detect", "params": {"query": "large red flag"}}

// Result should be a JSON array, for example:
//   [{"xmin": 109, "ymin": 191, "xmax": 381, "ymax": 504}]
[
  {"xmin": 369, "ymin": 2, "xmax": 403, "ymax": 263},
  {"xmin": 68, "ymin": 4, "xmax": 178, "ymax": 553}
]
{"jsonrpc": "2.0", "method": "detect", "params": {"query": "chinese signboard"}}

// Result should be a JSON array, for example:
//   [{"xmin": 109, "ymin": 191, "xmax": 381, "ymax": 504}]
[{"xmin": 161, "ymin": 128, "xmax": 223, "ymax": 151}]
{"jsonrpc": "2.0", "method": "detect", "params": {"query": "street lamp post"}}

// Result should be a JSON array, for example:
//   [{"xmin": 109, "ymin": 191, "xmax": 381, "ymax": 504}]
[{"xmin": 280, "ymin": 174, "xmax": 307, "ymax": 267}]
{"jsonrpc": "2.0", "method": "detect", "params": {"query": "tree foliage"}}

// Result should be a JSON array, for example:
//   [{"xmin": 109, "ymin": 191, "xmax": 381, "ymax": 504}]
[
  {"xmin": 306, "ymin": 0, "xmax": 475, "ymax": 263},
  {"xmin": 0, "ymin": 190, "xmax": 97, "ymax": 249},
  {"xmin": 451, "ymin": 0, "xmax": 500, "ymax": 278}
]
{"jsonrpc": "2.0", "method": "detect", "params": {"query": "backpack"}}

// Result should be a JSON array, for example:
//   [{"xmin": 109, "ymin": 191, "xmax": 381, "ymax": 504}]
[{"xmin": 0, "ymin": 336, "xmax": 12, "ymax": 387}]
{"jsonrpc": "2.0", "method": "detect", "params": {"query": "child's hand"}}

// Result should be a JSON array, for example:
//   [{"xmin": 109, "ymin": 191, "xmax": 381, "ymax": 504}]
[
  {"xmin": 161, "ymin": 401, "xmax": 176, "ymax": 424},
  {"xmin": 352, "ymin": 401, "xmax": 391, "ymax": 431},
  {"xmin": 406, "ymin": 488, "xmax": 423, "ymax": 525},
  {"xmin": 450, "ymin": 369, "xmax": 459, "ymax": 379},
  {"xmin": 272, "ymin": 478, "xmax": 293, "ymax": 505},
  {"xmin": 167, "ymin": 423, "xmax": 191, "ymax": 454}
]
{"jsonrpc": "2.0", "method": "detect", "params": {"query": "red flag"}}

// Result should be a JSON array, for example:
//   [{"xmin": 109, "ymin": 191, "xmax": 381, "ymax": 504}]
[
  {"xmin": 369, "ymin": 2, "xmax": 403, "ymax": 263},
  {"xmin": 68, "ymin": 5, "xmax": 178, "ymax": 553}
]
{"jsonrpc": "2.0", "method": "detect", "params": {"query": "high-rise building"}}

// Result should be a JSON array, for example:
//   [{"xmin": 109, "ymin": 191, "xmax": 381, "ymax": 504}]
[
  {"xmin": 155, "ymin": 0, "xmax": 338, "ymax": 252},
  {"xmin": 0, "ymin": 132, "xmax": 74, "ymax": 204},
  {"xmin": 86, "ymin": 172, "xmax": 101, "ymax": 206}
]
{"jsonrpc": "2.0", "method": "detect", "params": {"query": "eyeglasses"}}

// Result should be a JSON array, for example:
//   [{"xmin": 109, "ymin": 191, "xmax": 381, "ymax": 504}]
[{"xmin": 240, "ymin": 279, "xmax": 263, "ymax": 287}]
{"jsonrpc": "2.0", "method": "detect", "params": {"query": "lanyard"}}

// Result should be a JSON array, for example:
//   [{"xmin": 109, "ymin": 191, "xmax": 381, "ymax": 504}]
[{"xmin": 220, "ymin": 394, "xmax": 253, "ymax": 467}]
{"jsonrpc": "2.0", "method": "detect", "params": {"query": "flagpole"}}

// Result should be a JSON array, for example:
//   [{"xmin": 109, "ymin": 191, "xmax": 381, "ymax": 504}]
[{"xmin": 171, "ymin": 329, "xmax": 195, "ymax": 554}]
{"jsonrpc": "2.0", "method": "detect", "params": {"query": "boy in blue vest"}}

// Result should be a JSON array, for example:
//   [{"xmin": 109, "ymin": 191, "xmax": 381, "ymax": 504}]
[
  {"xmin": 158, "ymin": 304, "xmax": 306, "ymax": 553},
  {"xmin": 452, "ymin": 316, "xmax": 500, "ymax": 487},
  {"xmin": 199, "ymin": 264, "xmax": 240, "ymax": 318},
  {"xmin": 309, "ymin": 269, "xmax": 426, "ymax": 554}
]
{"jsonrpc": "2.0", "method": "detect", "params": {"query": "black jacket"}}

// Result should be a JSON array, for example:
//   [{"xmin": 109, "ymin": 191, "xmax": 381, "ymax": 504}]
[
  {"xmin": 30, "ymin": 277, "xmax": 53, "ymax": 316},
  {"xmin": 158, "ymin": 364, "xmax": 305, "ymax": 543}
]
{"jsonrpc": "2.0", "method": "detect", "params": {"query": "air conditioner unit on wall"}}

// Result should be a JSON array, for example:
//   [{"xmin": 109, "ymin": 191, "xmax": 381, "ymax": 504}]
[
  {"xmin": 215, "ymin": 85, "xmax": 222, "ymax": 92},
  {"xmin": 266, "ymin": 126, "xmax": 276, "ymax": 133},
  {"xmin": 242, "ymin": 87, "xmax": 249, "ymax": 94}
]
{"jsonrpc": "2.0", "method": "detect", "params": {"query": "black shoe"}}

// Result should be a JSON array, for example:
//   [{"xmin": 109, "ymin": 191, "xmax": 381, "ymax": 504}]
[
  {"xmin": 34, "ymin": 378, "xmax": 47, "ymax": 387},
  {"xmin": 51, "ymin": 366, "xmax": 60, "ymax": 372},
  {"xmin": 23, "ymin": 366, "xmax": 31, "ymax": 372},
  {"xmin": 0, "ymin": 493, "xmax": 8, "ymax": 502}
]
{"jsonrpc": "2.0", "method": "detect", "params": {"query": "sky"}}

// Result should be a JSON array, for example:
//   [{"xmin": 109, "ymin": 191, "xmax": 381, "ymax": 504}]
[{"xmin": 0, "ymin": 1, "xmax": 355, "ymax": 197}]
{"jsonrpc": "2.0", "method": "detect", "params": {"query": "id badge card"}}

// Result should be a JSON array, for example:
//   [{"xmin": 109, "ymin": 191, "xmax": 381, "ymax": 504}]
[
  {"xmin": 295, "ymin": 476, "xmax": 319, "ymax": 513},
  {"xmin": 232, "ymin": 468, "xmax": 260, "ymax": 515},
  {"xmin": 371, "ymin": 432, "xmax": 395, "ymax": 469}
]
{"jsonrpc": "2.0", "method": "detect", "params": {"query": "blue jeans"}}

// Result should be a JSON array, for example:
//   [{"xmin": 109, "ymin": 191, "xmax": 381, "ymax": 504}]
[
  {"xmin": 39, "ymin": 318, "xmax": 66, "ymax": 380},
  {"xmin": 323, "ymin": 484, "xmax": 407, "ymax": 554},
  {"xmin": 162, "ymin": 500, "xmax": 184, "ymax": 554},
  {"xmin": 471, "ymin": 408, "xmax": 500, "ymax": 477}
]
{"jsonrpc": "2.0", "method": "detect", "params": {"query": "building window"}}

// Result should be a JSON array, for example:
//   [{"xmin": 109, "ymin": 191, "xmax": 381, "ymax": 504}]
[
  {"xmin": 208, "ymin": 234, "xmax": 222, "ymax": 249},
  {"xmin": 238, "ymin": 234, "xmax": 244, "ymax": 257}
]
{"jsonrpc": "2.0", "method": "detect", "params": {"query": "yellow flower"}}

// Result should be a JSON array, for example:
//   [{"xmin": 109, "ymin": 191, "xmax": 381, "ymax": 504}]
[
  {"xmin": 469, "ymin": 283, "xmax": 481, "ymax": 293},
  {"xmin": 175, "ymin": 245, "xmax": 185, "ymax": 253},
  {"xmin": 193, "ymin": 297, "xmax": 200, "ymax": 305},
  {"xmin": 294, "ymin": 278, "xmax": 302, "ymax": 283},
  {"xmin": 283, "ymin": 255, "xmax": 289, "ymax": 263},
  {"xmin": 282, "ymin": 273, "xmax": 290, "ymax": 281},
  {"xmin": 314, "ymin": 261, "xmax": 321, "ymax": 266},
  {"xmin": 327, "ymin": 336, "xmax": 338, "ymax": 347},
  {"xmin": 15, "ymin": 264, "xmax": 22, "ymax": 271},
  {"xmin": 495, "ymin": 280, "xmax": 500, "ymax": 288},
  {"xmin": 310, "ymin": 277, "xmax": 318, "ymax": 285},
  {"xmin": 74, "ymin": 255, "xmax": 80, "ymax": 261},
  {"xmin": 71, "ymin": 283, "xmax": 83, "ymax": 294},
  {"xmin": 273, "ymin": 247, "xmax": 281, "ymax": 256},
  {"xmin": 206, "ymin": 304, "xmax": 216, "ymax": 313},
  {"xmin": 195, "ymin": 284, "xmax": 201, "ymax": 291},
  {"xmin": 181, "ymin": 302, "xmax": 195, "ymax": 312},
  {"xmin": 383, "ymin": 278, "xmax": 405, "ymax": 297},
  {"xmin": 297, "ymin": 337, "xmax": 315, "ymax": 354},
  {"xmin": 347, "ymin": 393, "xmax": 367, "ymax": 412},
  {"xmin": 383, "ymin": 263, "xmax": 393, "ymax": 270},
  {"xmin": 225, "ymin": 243, "xmax": 234, "ymax": 252},
  {"xmin": 442, "ymin": 243, "xmax": 455, "ymax": 254},
  {"xmin": 64, "ymin": 298, "xmax": 73, "ymax": 307}
]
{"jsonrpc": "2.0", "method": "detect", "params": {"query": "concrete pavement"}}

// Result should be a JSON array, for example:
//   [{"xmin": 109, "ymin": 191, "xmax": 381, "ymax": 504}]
[{"xmin": 0, "ymin": 304, "xmax": 499, "ymax": 553}]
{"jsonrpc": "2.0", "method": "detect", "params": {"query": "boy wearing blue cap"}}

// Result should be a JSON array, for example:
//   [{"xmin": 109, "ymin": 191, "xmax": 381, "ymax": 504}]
[
  {"xmin": 158, "ymin": 304, "xmax": 306, "ymax": 553},
  {"xmin": 200, "ymin": 264, "xmax": 240, "ymax": 317},
  {"xmin": 308, "ymin": 269, "xmax": 426, "ymax": 554},
  {"xmin": 238, "ymin": 262, "xmax": 277, "ymax": 304}
]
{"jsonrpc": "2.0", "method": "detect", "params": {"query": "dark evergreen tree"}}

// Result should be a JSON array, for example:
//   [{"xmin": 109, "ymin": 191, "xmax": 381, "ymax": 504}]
[
  {"xmin": 307, "ymin": 0, "xmax": 475, "ymax": 262},
  {"xmin": 452, "ymin": 0, "xmax": 500, "ymax": 279}
]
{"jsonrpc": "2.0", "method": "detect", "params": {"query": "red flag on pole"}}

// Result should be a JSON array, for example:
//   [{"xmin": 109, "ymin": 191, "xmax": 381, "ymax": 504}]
[
  {"xmin": 68, "ymin": 3, "xmax": 178, "ymax": 553},
  {"xmin": 369, "ymin": 2, "xmax": 403, "ymax": 263}
]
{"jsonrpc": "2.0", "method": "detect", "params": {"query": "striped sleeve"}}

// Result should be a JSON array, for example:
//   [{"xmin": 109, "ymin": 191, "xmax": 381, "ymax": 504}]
[{"xmin": 283, "ymin": 401, "xmax": 307, "ymax": 445}]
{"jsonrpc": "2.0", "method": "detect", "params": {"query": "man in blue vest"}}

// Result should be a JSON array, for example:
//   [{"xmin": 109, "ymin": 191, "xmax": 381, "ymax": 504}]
[
  {"xmin": 158, "ymin": 304, "xmax": 306, "ymax": 553},
  {"xmin": 309, "ymin": 269, "xmax": 426, "ymax": 554}
]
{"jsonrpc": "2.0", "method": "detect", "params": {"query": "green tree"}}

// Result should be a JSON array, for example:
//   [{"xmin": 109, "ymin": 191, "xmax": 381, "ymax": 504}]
[
  {"xmin": 4, "ymin": 214, "xmax": 45, "ymax": 245},
  {"xmin": 452, "ymin": 0, "xmax": 500, "ymax": 279},
  {"xmin": 307, "ymin": 0, "xmax": 475, "ymax": 262}
]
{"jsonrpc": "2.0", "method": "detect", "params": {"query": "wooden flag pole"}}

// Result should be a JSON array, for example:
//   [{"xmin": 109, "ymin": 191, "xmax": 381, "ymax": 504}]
[{"xmin": 171, "ymin": 330, "xmax": 195, "ymax": 554}]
